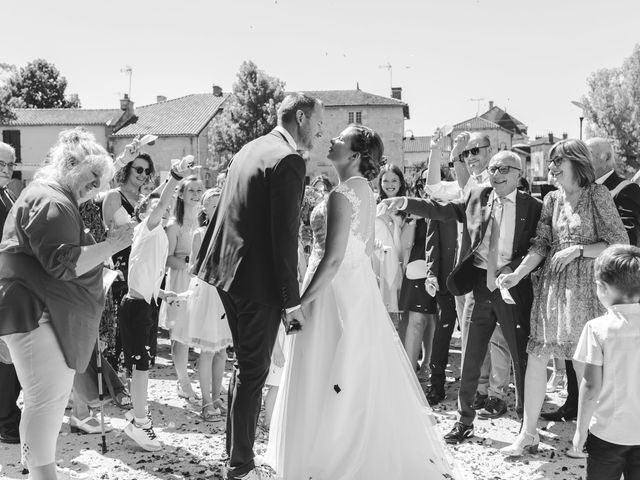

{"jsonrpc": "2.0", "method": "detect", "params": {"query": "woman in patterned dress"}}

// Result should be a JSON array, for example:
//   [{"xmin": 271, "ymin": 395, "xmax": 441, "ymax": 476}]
[{"xmin": 498, "ymin": 139, "xmax": 628, "ymax": 456}]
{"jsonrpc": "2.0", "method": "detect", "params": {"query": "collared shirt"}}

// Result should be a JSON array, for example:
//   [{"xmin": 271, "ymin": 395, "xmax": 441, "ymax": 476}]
[
  {"xmin": 574, "ymin": 303, "xmax": 640, "ymax": 445},
  {"xmin": 473, "ymin": 189, "xmax": 517, "ymax": 270},
  {"xmin": 273, "ymin": 125, "xmax": 298, "ymax": 152},
  {"xmin": 128, "ymin": 217, "xmax": 169, "ymax": 303},
  {"xmin": 595, "ymin": 169, "xmax": 615, "ymax": 185}
]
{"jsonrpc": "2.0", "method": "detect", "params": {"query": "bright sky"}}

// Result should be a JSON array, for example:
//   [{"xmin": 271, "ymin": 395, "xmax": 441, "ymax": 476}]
[{"xmin": 4, "ymin": 0, "xmax": 638, "ymax": 139}]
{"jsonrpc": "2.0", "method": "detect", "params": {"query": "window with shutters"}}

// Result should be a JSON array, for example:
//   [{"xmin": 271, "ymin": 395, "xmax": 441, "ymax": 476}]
[{"xmin": 348, "ymin": 111, "xmax": 362, "ymax": 124}]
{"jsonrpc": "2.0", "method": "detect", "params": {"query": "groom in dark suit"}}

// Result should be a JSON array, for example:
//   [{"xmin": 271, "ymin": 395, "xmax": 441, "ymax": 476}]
[
  {"xmin": 193, "ymin": 93, "xmax": 323, "ymax": 480},
  {"xmin": 382, "ymin": 151, "xmax": 542, "ymax": 444}
]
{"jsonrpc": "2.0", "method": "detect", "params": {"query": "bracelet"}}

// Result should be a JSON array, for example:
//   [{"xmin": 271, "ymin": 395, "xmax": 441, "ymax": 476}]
[{"xmin": 170, "ymin": 169, "xmax": 183, "ymax": 181}]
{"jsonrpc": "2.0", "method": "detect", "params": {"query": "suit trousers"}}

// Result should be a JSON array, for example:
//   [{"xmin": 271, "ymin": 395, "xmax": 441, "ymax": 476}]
[
  {"xmin": 428, "ymin": 292, "xmax": 457, "ymax": 389},
  {"xmin": 0, "ymin": 361, "xmax": 21, "ymax": 434},
  {"xmin": 457, "ymin": 268, "xmax": 530, "ymax": 425},
  {"xmin": 217, "ymin": 289, "xmax": 281, "ymax": 479}
]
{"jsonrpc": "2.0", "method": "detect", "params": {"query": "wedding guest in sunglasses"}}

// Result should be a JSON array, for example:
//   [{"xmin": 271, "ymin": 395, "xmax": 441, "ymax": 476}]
[
  {"xmin": 426, "ymin": 131, "xmax": 512, "ymax": 418},
  {"xmin": 103, "ymin": 152, "xmax": 156, "ymax": 313}
]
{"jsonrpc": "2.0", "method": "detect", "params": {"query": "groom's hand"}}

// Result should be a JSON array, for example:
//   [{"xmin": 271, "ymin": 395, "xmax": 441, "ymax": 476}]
[{"xmin": 283, "ymin": 308, "xmax": 306, "ymax": 335}]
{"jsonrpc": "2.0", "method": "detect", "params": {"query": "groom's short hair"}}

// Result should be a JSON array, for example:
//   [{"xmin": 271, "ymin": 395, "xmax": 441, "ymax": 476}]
[{"xmin": 278, "ymin": 93, "xmax": 320, "ymax": 124}]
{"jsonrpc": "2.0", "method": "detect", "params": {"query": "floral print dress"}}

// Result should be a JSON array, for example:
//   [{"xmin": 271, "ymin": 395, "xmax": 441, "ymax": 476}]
[{"xmin": 527, "ymin": 184, "xmax": 628, "ymax": 359}]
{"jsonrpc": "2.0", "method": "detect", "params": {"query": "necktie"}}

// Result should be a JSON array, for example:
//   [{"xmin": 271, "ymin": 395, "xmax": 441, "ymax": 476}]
[{"xmin": 486, "ymin": 198, "xmax": 505, "ymax": 291}]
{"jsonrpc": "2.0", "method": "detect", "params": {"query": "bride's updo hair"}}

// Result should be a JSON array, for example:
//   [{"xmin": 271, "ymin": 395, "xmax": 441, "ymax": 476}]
[{"xmin": 349, "ymin": 125, "xmax": 385, "ymax": 181}]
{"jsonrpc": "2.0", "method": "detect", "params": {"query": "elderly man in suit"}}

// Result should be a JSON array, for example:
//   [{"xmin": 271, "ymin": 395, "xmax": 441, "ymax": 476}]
[
  {"xmin": 193, "ymin": 93, "xmax": 323, "ymax": 480},
  {"xmin": 0, "ymin": 142, "xmax": 19, "ymax": 445},
  {"xmin": 382, "ymin": 151, "xmax": 542, "ymax": 444}
]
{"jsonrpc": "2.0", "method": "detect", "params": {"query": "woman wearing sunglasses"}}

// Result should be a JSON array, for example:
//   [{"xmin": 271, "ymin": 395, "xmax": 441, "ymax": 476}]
[{"xmin": 103, "ymin": 152, "xmax": 156, "ymax": 314}]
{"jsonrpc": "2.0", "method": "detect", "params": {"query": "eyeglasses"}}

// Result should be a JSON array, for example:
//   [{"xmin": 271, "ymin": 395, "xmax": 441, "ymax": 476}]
[
  {"xmin": 0, "ymin": 160, "xmax": 16, "ymax": 170},
  {"xmin": 462, "ymin": 145, "xmax": 489, "ymax": 158},
  {"xmin": 548, "ymin": 157, "xmax": 564, "ymax": 167},
  {"xmin": 132, "ymin": 166, "xmax": 152, "ymax": 176},
  {"xmin": 488, "ymin": 165, "xmax": 521, "ymax": 175}
]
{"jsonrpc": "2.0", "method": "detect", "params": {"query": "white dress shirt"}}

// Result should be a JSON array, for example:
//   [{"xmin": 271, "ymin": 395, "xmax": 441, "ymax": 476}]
[
  {"xmin": 128, "ymin": 217, "xmax": 169, "ymax": 303},
  {"xmin": 473, "ymin": 189, "xmax": 517, "ymax": 271},
  {"xmin": 274, "ymin": 125, "xmax": 298, "ymax": 151},
  {"xmin": 595, "ymin": 169, "xmax": 615, "ymax": 185}
]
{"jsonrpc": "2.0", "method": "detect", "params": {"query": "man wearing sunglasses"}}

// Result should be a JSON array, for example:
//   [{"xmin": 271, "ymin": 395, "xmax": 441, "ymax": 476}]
[
  {"xmin": 382, "ymin": 151, "xmax": 541, "ymax": 444},
  {"xmin": 0, "ymin": 143, "xmax": 20, "ymax": 445},
  {"xmin": 424, "ymin": 131, "xmax": 513, "ymax": 418}
]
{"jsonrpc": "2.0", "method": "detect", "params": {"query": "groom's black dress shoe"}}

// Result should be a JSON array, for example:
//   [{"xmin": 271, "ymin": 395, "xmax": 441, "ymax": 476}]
[{"xmin": 540, "ymin": 406, "xmax": 577, "ymax": 422}]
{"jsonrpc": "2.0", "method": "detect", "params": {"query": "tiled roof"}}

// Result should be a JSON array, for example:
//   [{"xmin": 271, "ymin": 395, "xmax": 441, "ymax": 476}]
[
  {"xmin": 529, "ymin": 135, "xmax": 562, "ymax": 146},
  {"xmin": 453, "ymin": 116, "xmax": 506, "ymax": 131},
  {"xmin": 481, "ymin": 106, "xmax": 527, "ymax": 135},
  {"xmin": 301, "ymin": 90, "xmax": 407, "ymax": 107},
  {"xmin": 112, "ymin": 93, "xmax": 231, "ymax": 137},
  {"xmin": 5, "ymin": 108, "xmax": 121, "ymax": 126},
  {"xmin": 403, "ymin": 135, "xmax": 431, "ymax": 152}
]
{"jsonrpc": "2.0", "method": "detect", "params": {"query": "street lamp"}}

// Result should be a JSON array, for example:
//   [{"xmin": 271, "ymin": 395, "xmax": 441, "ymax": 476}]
[{"xmin": 571, "ymin": 100, "xmax": 585, "ymax": 140}]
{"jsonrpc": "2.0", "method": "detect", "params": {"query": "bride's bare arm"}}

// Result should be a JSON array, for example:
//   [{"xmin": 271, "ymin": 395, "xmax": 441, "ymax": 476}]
[{"xmin": 300, "ymin": 192, "xmax": 352, "ymax": 306}]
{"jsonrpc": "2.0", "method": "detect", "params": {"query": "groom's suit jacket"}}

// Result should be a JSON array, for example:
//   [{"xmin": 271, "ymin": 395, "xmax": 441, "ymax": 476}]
[
  {"xmin": 404, "ymin": 187, "xmax": 542, "ymax": 300},
  {"xmin": 193, "ymin": 129, "xmax": 306, "ymax": 309}
]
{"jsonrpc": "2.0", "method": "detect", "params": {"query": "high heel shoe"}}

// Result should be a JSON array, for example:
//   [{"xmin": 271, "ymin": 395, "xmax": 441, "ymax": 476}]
[
  {"xmin": 69, "ymin": 415, "xmax": 113, "ymax": 434},
  {"xmin": 500, "ymin": 431, "xmax": 540, "ymax": 457}
]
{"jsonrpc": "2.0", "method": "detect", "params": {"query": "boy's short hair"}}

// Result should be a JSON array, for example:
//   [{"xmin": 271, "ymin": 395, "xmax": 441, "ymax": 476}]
[
  {"xmin": 595, "ymin": 244, "xmax": 640, "ymax": 297},
  {"xmin": 134, "ymin": 192, "xmax": 161, "ymax": 222}
]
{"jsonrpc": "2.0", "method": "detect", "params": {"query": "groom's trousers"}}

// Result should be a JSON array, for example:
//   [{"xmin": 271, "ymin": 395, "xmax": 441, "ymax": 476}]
[
  {"xmin": 217, "ymin": 289, "xmax": 281, "ymax": 479},
  {"xmin": 457, "ymin": 267, "xmax": 531, "ymax": 426}
]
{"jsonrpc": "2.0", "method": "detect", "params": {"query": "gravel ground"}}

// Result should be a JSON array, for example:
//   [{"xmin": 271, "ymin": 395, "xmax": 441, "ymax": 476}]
[{"xmin": 0, "ymin": 335, "xmax": 587, "ymax": 480}]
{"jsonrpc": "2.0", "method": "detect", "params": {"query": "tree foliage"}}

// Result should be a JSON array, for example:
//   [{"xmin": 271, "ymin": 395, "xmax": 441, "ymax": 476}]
[
  {"xmin": 4, "ymin": 58, "xmax": 81, "ymax": 110},
  {"xmin": 583, "ymin": 44, "xmax": 640, "ymax": 173},
  {"xmin": 208, "ymin": 61, "xmax": 285, "ymax": 170},
  {"xmin": 0, "ymin": 63, "xmax": 17, "ymax": 123}
]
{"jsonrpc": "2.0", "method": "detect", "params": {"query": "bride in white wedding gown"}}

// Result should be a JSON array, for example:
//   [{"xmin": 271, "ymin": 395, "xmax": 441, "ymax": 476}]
[{"xmin": 266, "ymin": 125, "xmax": 466, "ymax": 480}]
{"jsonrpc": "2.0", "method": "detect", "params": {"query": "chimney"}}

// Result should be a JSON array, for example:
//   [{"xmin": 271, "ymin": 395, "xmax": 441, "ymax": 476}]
[
  {"xmin": 489, "ymin": 100, "xmax": 494, "ymax": 109},
  {"xmin": 562, "ymin": 132, "xmax": 568, "ymax": 140},
  {"xmin": 120, "ymin": 93, "xmax": 131, "ymax": 111},
  {"xmin": 391, "ymin": 87, "xmax": 402, "ymax": 100},
  {"xmin": 156, "ymin": 95, "xmax": 167, "ymax": 103},
  {"xmin": 112, "ymin": 94, "xmax": 136, "ymax": 133},
  {"xmin": 212, "ymin": 85, "xmax": 223, "ymax": 97},
  {"xmin": 548, "ymin": 132, "xmax": 554, "ymax": 144}
]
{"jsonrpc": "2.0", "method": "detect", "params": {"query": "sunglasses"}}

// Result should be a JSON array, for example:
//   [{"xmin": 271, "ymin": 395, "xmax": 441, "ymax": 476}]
[
  {"xmin": 132, "ymin": 166, "xmax": 152, "ymax": 176},
  {"xmin": 547, "ymin": 157, "xmax": 564, "ymax": 167},
  {"xmin": 462, "ymin": 145, "xmax": 489, "ymax": 158},
  {"xmin": 488, "ymin": 165, "xmax": 521, "ymax": 175}
]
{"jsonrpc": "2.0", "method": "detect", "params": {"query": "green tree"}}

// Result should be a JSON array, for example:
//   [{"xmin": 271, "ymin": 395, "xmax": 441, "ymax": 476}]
[
  {"xmin": 208, "ymin": 61, "xmax": 285, "ymax": 170},
  {"xmin": 582, "ymin": 44, "xmax": 640, "ymax": 173},
  {"xmin": 5, "ymin": 58, "xmax": 81, "ymax": 109},
  {"xmin": 0, "ymin": 63, "xmax": 17, "ymax": 122}
]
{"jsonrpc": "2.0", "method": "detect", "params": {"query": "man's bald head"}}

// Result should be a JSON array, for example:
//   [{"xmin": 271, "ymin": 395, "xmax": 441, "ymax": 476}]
[
  {"xmin": 585, "ymin": 137, "xmax": 615, "ymax": 179},
  {"xmin": 0, "ymin": 142, "xmax": 15, "ymax": 188}
]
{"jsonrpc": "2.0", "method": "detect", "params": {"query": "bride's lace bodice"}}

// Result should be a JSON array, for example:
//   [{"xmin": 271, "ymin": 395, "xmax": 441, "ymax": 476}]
[{"xmin": 307, "ymin": 177, "xmax": 375, "ymax": 275}]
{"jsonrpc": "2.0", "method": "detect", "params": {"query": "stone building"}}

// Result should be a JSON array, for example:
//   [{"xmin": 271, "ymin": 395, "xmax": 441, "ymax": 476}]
[{"xmin": 301, "ymin": 88, "xmax": 409, "ymax": 183}]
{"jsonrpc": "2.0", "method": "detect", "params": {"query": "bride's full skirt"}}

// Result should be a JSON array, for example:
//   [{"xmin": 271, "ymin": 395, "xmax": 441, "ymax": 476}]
[{"xmin": 266, "ymin": 255, "xmax": 462, "ymax": 479}]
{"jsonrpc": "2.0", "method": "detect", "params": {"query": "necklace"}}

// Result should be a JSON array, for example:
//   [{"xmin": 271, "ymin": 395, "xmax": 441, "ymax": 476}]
[{"xmin": 343, "ymin": 175, "xmax": 367, "ymax": 182}]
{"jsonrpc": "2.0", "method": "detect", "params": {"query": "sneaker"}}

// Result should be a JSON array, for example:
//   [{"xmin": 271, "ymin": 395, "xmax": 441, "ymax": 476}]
[
  {"xmin": 472, "ymin": 393, "xmax": 488, "ymax": 410},
  {"xmin": 124, "ymin": 419, "xmax": 162, "ymax": 452},
  {"xmin": 477, "ymin": 397, "xmax": 507, "ymax": 419},
  {"xmin": 444, "ymin": 422, "xmax": 474, "ymax": 444}
]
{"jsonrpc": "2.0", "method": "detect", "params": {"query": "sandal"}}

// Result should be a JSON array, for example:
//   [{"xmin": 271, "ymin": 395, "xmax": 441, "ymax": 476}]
[
  {"xmin": 201, "ymin": 402, "xmax": 221, "ymax": 422},
  {"xmin": 114, "ymin": 391, "xmax": 133, "ymax": 409},
  {"xmin": 69, "ymin": 415, "xmax": 113, "ymax": 434},
  {"xmin": 177, "ymin": 381, "xmax": 201, "ymax": 402}
]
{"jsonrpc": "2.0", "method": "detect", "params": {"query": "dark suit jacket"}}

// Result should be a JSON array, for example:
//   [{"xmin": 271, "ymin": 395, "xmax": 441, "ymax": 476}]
[
  {"xmin": 424, "ymin": 218, "xmax": 458, "ymax": 295},
  {"xmin": 0, "ymin": 187, "xmax": 15, "ymax": 237},
  {"xmin": 193, "ymin": 130, "xmax": 305, "ymax": 309},
  {"xmin": 405, "ymin": 187, "xmax": 542, "ymax": 298},
  {"xmin": 602, "ymin": 172, "xmax": 640, "ymax": 246}
]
